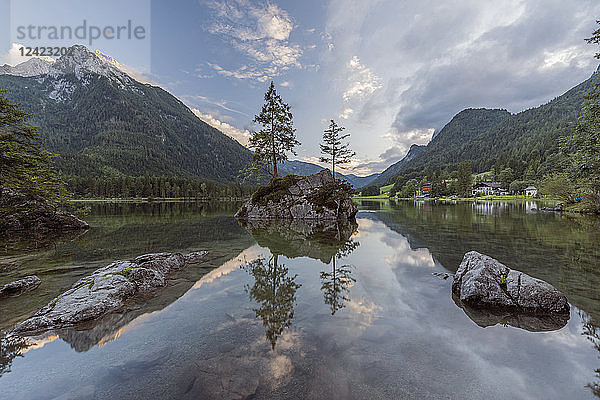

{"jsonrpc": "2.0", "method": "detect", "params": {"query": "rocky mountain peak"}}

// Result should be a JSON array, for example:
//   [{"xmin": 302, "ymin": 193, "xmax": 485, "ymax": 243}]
[
  {"xmin": 49, "ymin": 45, "xmax": 129, "ymax": 82},
  {"xmin": 0, "ymin": 57, "xmax": 54, "ymax": 77}
]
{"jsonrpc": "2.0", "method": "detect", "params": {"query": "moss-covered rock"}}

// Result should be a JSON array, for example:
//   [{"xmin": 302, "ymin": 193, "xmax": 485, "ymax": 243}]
[{"xmin": 236, "ymin": 170, "xmax": 357, "ymax": 220}]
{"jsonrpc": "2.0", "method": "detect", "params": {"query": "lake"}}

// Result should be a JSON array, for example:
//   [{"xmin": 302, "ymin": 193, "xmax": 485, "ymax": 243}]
[{"xmin": 1, "ymin": 199, "xmax": 599, "ymax": 399}]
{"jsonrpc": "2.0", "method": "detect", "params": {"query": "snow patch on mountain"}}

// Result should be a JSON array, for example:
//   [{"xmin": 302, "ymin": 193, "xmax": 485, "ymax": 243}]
[{"xmin": 0, "ymin": 45, "xmax": 140, "ymax": 101}]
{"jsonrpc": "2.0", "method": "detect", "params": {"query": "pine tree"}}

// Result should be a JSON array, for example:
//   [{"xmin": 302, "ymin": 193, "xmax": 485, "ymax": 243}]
[
  {"xmin": 319, "ymin": 119, "xmax": 355, "ymax": 178},
  {"xmin": 0, "ymin": 93, "xmax": 66, "ymax": 204},
  {"xmin": 250, "ymin": 82, "xmax": 300, "ymax": 179},
  {"xmin": 457, "ymin": 161, "xmax": 472, "ymax": 197}
]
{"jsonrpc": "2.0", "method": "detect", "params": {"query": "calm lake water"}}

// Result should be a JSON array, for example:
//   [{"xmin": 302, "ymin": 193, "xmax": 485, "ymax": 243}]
[{"xmin": 1, "ymin": 199, "xmax": 600, "ymax": 399}]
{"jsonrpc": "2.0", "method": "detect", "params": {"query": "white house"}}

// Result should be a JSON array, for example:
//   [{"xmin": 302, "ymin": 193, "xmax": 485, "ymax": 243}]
[
  {"xmin": 472, "ymin": 182, "xmax": 503, "ymax": 196},
  {"xmin": 525, "ymin": 186, "xmax": 538, "ymax": 197}
]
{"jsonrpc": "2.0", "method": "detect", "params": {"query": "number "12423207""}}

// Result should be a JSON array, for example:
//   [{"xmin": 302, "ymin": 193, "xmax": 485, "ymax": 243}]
[{"xmin": 19, "ymin": 47, "xmax": 74, "ymax": 57}]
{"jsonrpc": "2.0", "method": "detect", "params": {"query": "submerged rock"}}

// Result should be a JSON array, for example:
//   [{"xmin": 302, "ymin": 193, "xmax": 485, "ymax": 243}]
[
  {"xmin": 452, "ymin": 293, "xmax": 569, "ymax": 331},
  {"xmin": 13, "ymin": 251, "xmax": 207, "ymax": 335},
  {"xmin": 235, "ymin": 170, "xmax": 358, "ymax": 220},
  {"xmin": 0, "ymin": 189, "xmax": 89, "ymax": 236},
  {"xmin": 0, "ymin": 275, "xmax": 41, "ymax": 298},
  {"xmin": 452, "ymin": 251, "xmax": 569, "ymax": 318}
]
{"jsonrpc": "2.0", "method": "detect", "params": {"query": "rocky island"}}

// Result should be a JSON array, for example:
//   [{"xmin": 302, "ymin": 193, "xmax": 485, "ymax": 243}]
[
  {"xmin": 0, "ymin": 190, "xmax": 88, "ymax": 237},
  {"xmin": 235, "ymin": 170, "xmax": 358, "ymax": 220}
]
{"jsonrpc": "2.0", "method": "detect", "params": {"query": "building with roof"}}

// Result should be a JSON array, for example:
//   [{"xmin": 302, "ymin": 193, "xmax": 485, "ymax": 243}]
[{"xmin": 525, "ymin": 186, "xmax": 538, "ymax": 197}]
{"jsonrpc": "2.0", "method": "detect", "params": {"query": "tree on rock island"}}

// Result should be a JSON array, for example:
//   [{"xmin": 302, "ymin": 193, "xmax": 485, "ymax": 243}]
[
  {"xmin": 249, "ymin": 82, "xmax": 300, "ymax": 179},
  {"xmin": 319, "ymin": 119, "xmax": 355, "ymax": 178}
]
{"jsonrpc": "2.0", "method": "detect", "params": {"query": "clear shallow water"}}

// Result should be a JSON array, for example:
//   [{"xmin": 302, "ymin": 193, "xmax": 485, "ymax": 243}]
[{"xmin": 0, "ymin": 199, "xmax": 599, "ymax": 399}]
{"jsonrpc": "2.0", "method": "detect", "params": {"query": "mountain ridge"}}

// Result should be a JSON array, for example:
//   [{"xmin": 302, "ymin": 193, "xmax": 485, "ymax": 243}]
[{"xmin": 0, "ymin": 45, "xmax": 252, "ymax": 183}]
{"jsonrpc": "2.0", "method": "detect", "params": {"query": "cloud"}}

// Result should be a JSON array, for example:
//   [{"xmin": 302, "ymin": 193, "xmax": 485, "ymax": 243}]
[
  {"xmin": 192, "ymin": 108, "xmax": 252, "ymax": 146},
  {"xmin": 343, "ymin": 56, "xmax": 383, "ymax": 102},
  {"xmin": 183, "ymin": 94, "xmax": 250, "ymax": 117},
  {"xmin": 206, "ymin": 0, "xmax": 304, "ymax": 82},
  {"xmin": 323, "ymin": 0, "xmax": 600, "ymax": 161},
  {"xmin": 0, "ymin": 43, "xmax": 55, "ymax": 65},
  {"xmin": 338, "ymin": 107, "xmax": 354, "ymax": 119},
  {"xmin": 280, "ymin": 81, "xmax": 291, "ymax": 87}
]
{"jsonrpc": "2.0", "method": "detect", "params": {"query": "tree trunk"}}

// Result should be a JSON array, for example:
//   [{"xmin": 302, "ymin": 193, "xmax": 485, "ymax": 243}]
[{"xmin": 271, "ymin": 112, "xmax": 277, "ymax": 178}]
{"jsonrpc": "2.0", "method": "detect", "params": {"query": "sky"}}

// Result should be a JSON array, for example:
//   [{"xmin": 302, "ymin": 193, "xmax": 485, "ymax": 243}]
[{"xmin": 2, "ymin": 0, "xmax": 600, "ymax": 176}]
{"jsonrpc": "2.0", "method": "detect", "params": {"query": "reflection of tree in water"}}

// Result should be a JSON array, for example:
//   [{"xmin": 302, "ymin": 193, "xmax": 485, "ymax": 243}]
[
  {"xmin": 244, "ymin": 255, "xmax": 301, "ymax": 350},
  {"xmin": 581, "ymin": 310, "xmax": 600, "ymax": 397},
  {"xmin": 0, "ymin": 333, "xmax": 28, "ymax": 377},
  {"xmin": 320, "ymin": 240, "xmax": 359, "ymax": 315}
]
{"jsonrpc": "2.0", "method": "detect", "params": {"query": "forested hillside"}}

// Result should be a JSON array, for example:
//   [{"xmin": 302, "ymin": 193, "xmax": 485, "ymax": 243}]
[
  {"xmin": 0, "ymin": 46, "xmax": 251, "ymax": 184},
  {"xmin": 381, "ymin": 67, "xmax": 598, "ymax": 188}
]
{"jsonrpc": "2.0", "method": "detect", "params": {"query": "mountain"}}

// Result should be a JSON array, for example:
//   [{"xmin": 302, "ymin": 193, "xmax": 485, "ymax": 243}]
[
  {"xmin": 370, "ymin": 144, "xmax": 426, "ymax": 186},
  {"xmin": 278, "ymin": 160, "xmax": 379, "ymax": 188},
  {"xmin": 0, "ymin": 45, "xmax": 251, "ymax": 183},
  {"xmin": 336, "ymin": 172, "xmax": 380, "ymax": 189},
  {"xmin": 278, "ymin": 160, "xmax": 324, "ymax": 176},
  {"xmin": 379, "ymin": 69, "xmax": 597, "ymax": 187},
  {"xmin": 0, "ymin": 57, "xmax": 53, "ymax": 77}
]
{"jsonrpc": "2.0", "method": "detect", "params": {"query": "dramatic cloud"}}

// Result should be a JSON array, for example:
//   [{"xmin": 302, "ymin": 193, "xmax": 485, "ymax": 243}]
[
  {"xmin": 192, "ymin": 108, "xmax": 252, "ymax": 146},
  {"xmin": 322, "ymin": 0, "xmax": 600, "ymax": 172},
  {"xmin": 343, "ymin": 56, "xmax": 383, "ymax": 102},
  {"xmin": 206, "ymin": 0, "xmax": 304, "ymax": 82}
]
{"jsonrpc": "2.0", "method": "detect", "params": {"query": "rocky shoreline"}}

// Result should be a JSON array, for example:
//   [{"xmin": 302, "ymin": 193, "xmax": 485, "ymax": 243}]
[
  {"xmin": 13, "ymin": 251, "xmax": 208, "ymax": 335},
  {"xmin": 0, "ymin": 190, "xmax": 88, "ymax": 236}
]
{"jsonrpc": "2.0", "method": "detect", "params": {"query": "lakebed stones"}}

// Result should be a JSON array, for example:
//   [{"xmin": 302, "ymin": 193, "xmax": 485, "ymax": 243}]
[
  {"xmin": 235, "ymin": 170, "xmax": 358, "ymax": 221},
  {"xmin": 0, "ymin": 275, "xmax": 41, "ymax": 298},
  {"xmin": 13, "ymin": 251, "xmax": 208, "ymax": 335},
  {"xmin": 452, "ymin": 251, "xmax": 569, "ymax": 331}
]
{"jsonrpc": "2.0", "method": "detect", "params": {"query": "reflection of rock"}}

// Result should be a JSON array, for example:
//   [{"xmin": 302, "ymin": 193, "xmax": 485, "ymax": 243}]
[
  {"xmin": 452, "ymin": 252, "xmax": 570, "ymax": 330},
  {"xmin": 0, "ymin": 276, "xmax": 41, "ymax": 298},
  {"xmin": 0, "ymin": 189, "xmax": 89, "ymax": 236},
  {"xmin": 236, "ymin": 170, "xmax": 358, "ymax": 220},
  {"xmin": 452, "ymin": 293, "xmax": 569, "ymax": 331},
  {"xmin": 240, "ymin": 218, "xmax": 359, "ymax": 264},
  {"xmin": 13, "ymin": 252, "xmax": 208, "ymax": 335}
]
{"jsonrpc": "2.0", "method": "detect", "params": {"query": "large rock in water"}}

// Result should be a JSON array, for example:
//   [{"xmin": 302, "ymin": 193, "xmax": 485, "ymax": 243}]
[
  {"xmin": 13, "ymin": 251, "xmax": 207, "ymax": 335},
  {"xmin": 452, "ymin": 251, "xmax": 569, "ymax": 330},
  {"xmin": 0, "ymin": 189, "xmax": 88, "ymax": 236},
  {"xmin": 0, "ymin": 276, "xmax": 41, "ymax": 298},
  {"xmin": 236, "ymin": 170, "xmax": 358, "ymax": 220}
]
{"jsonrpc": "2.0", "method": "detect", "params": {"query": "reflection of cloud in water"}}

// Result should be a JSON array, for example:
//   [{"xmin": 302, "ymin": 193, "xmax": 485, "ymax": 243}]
[
  {"xmin": 346, "ymin": 297, "xmax": 383, "ymax": 331},
  {"xmin": 192, "ymin": 245, "xmax": 264, "ymax": 290},
  {"xmin": 269, "ymin": 354, "xmax": 294, "ymax": 385},
  {"xmin": 356, "ymin": 218, "xmax": 375, "ymax": 232},
  {"xmin": 382, "ymin": 234, "xmax": 434, "ymax": 268}
]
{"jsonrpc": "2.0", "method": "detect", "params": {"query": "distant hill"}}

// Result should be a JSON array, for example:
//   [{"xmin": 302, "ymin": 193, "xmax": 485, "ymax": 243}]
[
  {"xmin": 0, "ymin": 45, "xmax": 251, "ymax": 183},
  {"xmin": 370, "ymin": 144, "xmax": 426, "ymax": 186},
  {"xmin": 279, "ymin": 160, "xmax": 379, "ymax": 188},
  {"xmin": 379, "ymin": 68, "xmax": 598, "ymax": 187}
]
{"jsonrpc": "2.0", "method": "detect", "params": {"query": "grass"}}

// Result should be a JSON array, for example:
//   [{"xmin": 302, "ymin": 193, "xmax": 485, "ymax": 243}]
[
  {"xmin": 353, "ymin": 194, "xmax": 390, "ymax": 199},
  {"xmin": 380, "ymin": 184, "xmax": 394, "ymax": 194},
  {"xmin": 250, "ymin": 174, "xmax": 299, "ymax": 205}
]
